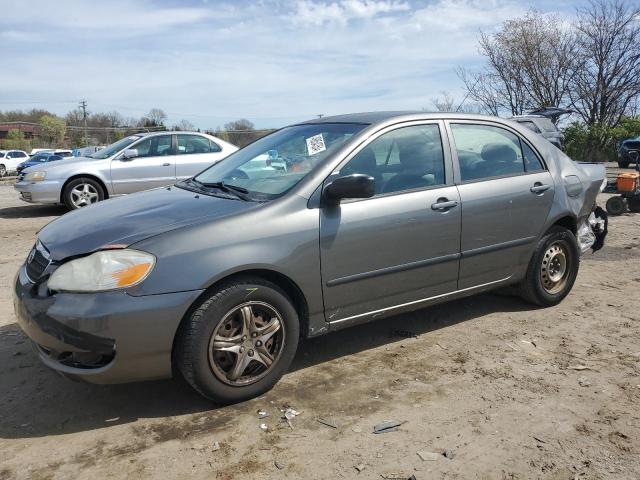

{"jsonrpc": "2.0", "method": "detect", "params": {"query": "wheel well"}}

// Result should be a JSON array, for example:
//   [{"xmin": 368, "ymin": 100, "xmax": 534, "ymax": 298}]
[
  {"xmin": 181, "ymin": 269, "xmax": 310, "ymax": 338},
  {"xmin": 551, "ymin": 215, "xmax": 577, "ymax": 235},
  {"xmin": 60, "ymin": 174, "xmax": 109, "ymax": 202}
]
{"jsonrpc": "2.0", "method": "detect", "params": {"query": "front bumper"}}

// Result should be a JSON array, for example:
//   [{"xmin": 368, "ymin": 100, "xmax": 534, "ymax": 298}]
[
  {"xmin": 14, "ymin": 179, "xmax": 64, "ymax": 204},
  {"xmin": 13, "ymin": 264, "xmax": 203, "ymax": 384}
]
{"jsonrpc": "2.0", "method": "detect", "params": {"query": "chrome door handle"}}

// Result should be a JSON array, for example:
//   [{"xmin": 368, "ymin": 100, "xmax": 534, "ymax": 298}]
[
  {"xmin": 530, "ymin": 182, "xmax": 550, "ymax": 194},
  {"xmin": 162, "ymin": 163, "xmax": 171, "ymax": 167},
  {"xmin": 431, "ymin": 199, "xmax": 458, "ymax": 211}
]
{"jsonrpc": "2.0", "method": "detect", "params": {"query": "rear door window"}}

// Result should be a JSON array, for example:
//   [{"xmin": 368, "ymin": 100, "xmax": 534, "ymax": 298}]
[
  {"xmin": 451, "ymin": 123, "xmax": 526, "ymax": 181},
  {"xmin": 177, "ymin": 135, "xmax": 219, "ymax": 154}
]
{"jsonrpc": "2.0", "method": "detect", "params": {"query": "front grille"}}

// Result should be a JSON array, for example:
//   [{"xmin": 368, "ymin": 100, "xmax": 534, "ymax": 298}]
[{"xmin": 26, "ymin": 241, "xmax": 51, "ymax": 281}]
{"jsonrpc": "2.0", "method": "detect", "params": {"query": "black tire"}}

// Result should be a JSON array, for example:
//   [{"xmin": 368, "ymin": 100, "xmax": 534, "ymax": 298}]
[
  {"xmin": 618, "ymin": 161, "xmax": 629, "ymax": 168},
  {"xmin": 605, "ymin": 196, "xmax": 627, "ymax": 215},
  {"xmin": 174, "ymin": 276, "xmax": 300, "ymax": 403},
  {"xmin": 0, "ymin": 164, "xmax": 6, "ymax": 177},
  {"xmin": 519, "ymin": 226, "xmax": 579, "ymax": 307},
  {"xmin": 62, "ymin": 177, "xmax": 105, "ymax": 210},
  {"xmin": 628, "ymin": 197, "xmax": 640, "ymax": 213}
]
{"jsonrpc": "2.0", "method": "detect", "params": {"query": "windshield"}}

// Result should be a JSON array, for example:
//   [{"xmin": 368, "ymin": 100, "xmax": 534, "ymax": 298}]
[
  {"xmin": 89, "ymin": 136, "xmax": 141, "ymax": 159},
  {"xmin": 29, "ymin": 153, "xmax": 50, "ymax": 162},
  {"xmin": 190, "ymin": 123, "xmax": 366, "ymax": 200}
]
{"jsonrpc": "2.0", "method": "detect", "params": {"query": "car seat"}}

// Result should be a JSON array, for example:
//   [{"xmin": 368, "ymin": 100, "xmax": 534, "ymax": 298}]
[
  {"xmin": 383, "ymin": 140, "xmax": 440, "ymax": 193},
  {"xmin": 476, "ymin": 143, "xmax": 522, "ymax": 177}
]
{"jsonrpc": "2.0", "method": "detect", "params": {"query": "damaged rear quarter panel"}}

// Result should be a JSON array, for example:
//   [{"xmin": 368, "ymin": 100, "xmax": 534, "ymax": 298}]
[{"xmin": 525, "ymin": 133, "xmax": 605, "ymax": 232}]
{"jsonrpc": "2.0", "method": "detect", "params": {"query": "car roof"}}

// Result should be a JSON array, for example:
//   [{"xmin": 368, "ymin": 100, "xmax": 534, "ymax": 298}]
[{"xmin": 295, "ymin": 111, "xmax": 509, "ymax": 126}]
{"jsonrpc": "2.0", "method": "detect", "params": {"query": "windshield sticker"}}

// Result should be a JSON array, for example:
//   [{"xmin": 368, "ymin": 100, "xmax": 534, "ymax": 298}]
[{"xmin": 306, "ymin": 134, "xmax": 326, "ymax": 156}]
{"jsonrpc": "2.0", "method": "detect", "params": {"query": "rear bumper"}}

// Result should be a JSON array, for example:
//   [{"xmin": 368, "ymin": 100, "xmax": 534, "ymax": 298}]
[
  {"xmin": 14, "ymin": 180, "xmax": 63, "ymax": 204},
  {"xmin": 13, "ymin": 264, "xmax": 203, "ymax": 384}
]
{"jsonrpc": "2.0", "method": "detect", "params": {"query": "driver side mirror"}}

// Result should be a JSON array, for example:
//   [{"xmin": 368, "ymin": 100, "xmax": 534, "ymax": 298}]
[
  {"xmin": 121, "ymin": 149, "xmax": 139, "ymax": 160},
  {"xmin": 323, "ymin": 174, "xmax": 375, "ymax": 205}
]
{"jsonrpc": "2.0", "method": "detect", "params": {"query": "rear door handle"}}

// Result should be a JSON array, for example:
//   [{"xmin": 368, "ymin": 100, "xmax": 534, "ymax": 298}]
[
  {"xmin": 162, "ymin": 163, "xmax": 171, "ymax": 167},
  {"xmin": 530, "ymin": 182, "xmax": 551, "ymax": 194},
  {"xmin": 431, "ymin": 199, "xmax": 458, "ymax": 211}
]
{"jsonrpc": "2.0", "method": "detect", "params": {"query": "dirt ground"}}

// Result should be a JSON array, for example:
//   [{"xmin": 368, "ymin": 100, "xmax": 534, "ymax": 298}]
[{"xmin": 0, "ymin": 170, "xmax": 639, "ymax": 480}]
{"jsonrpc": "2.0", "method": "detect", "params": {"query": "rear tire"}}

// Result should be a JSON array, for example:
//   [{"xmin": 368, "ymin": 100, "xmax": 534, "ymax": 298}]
[
  {"xmin": 174, "ymin": 277, "xmax": 300, "ymax": 403},
  {"xmin": 519, "ymin": 226, "xmax": 579, "ymax": 307},
  {"xmin": 62, "ymin": 177, "xmax": 104, "ymax": 210},
  {"xmin": 605, "ymin": 196, "xmax": 627, "ymax": 215}
]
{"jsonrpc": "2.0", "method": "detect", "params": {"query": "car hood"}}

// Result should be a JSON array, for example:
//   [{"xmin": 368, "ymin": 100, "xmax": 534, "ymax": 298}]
[
  {"xmin": 22, "ymin": 155, "xmax": 94, "ymax": 173},
  {"xmin": 38, "ymin": 186, "xmax": 262, "ymax": 261}
]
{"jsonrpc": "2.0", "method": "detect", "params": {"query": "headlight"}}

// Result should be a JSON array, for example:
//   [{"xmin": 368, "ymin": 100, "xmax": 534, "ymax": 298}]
[
  {"xmin": 25, "ymin": 171, "xmax": 46, "ymax": 182},
  {"xmin": 48, "ymin": 249, "xmax": 155, "ymax": 292}
]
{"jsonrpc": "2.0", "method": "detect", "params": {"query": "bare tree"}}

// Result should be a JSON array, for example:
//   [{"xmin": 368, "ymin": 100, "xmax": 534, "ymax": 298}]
[
  {"xmin": 143, "ymin": 108, "xmax": 167, "ymax": 127},
  {"xmin": 431, "ymin": 91, "xmax": 456, "ymax": 112},
  {"xmin": 570, "ymin": 0, "xmax": 640, "ymax": 126},
  {"xmin": 458, "ymin": 11, "xmax": 578, "ymax": 116},
  {"xmin": 175, "ymin": 119, "xmax": 196, "ymax": 131}
]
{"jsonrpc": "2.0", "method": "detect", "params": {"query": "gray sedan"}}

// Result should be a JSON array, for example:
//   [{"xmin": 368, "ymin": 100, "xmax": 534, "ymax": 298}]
[
  {"xmin": 14, "ymin": 131, "xmax": 237, "ymax": 209},
  {"xmin": 13, "ymin": 112, "xmax": 605, "ymax": 403}
]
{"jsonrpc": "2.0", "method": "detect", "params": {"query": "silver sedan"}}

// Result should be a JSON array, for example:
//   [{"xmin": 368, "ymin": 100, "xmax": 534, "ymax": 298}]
[{"xmin": 14, "ymin": 131, "xmax": 237, "ymax": 209}]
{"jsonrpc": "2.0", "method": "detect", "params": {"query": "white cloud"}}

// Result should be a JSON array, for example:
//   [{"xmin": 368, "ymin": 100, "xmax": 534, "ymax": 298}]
[
  {"xmin": 0, "ymin": 0, "xmax": 567, "ymax": 128},
  {"xmin": 291, "ymin": 0, "xmax": 410, "ymax": 26}
]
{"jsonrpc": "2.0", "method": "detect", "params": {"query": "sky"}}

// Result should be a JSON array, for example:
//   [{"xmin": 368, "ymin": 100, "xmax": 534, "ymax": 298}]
[{"xmin": 0, "ymin": 0, "xmax": 583, "ymax": 129}]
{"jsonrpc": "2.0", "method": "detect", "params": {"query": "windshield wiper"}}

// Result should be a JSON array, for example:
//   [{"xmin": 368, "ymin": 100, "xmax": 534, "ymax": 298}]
[{"xmin": 194, "ymin": 180, "xmax": 252, "ymax": 201}]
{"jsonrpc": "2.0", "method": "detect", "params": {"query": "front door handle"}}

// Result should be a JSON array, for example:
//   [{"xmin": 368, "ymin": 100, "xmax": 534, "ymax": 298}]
[
  {"xmin": 162, "ymin": 162, "xmax": 171, "ymax": 167},
  {"xmin": 431, "ymin": 198, "xmax": 458, "ymax": 211},
  {"xmin": 530, "ymin": 182, "xmax": 550, "ymax": 194}
]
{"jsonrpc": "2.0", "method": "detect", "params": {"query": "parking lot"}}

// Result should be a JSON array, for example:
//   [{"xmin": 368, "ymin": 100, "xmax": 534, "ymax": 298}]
[{"xmin": 0, "ymin": 175, "xmax": 639, "ymax": 480}]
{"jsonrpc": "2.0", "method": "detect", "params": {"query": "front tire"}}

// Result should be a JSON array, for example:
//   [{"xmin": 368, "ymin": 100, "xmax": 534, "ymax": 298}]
[
  {"xmin": 174, "ymin": 277, "xmax": 300, "ymax": 403},
  {"xmin": 0, "ymin": 164, "xmax": 6, "ymax": 177},
  {"xmin": 519, "ymin": 226, "xmax": 579, "ymax": 307},
  {"xmin": 62, "ymin": 177, "xmax": 104, "ymax": 210}
]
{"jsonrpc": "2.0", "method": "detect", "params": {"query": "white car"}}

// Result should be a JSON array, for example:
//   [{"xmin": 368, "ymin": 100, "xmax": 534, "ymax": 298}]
[{"xmin": 0, "ymin": 150, "xmax": 29, "ymax": 176}]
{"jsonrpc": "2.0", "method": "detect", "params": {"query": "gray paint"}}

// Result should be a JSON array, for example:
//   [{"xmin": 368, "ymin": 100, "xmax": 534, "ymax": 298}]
[{"xmin": 13, "ymin": 112, "xmax": 604, "ymax": 384}]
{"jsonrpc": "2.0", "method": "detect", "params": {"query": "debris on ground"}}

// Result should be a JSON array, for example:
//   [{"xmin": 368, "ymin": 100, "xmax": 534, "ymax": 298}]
[
  {"xmin": 257, "ymin": 409, "xmax": 270, "ymax": 419},
  {"xmin": 568, "ymin": 365, "xmax": 595, "ymax": 371},
  {"xmin": 578, "ymin": 377, "xmax": 592, "ymax": 387},
  {"xmin": 354, "ymin": 463, "xmax": 366, "ymax": 472},
  {"xmin": 211, "ymin": 441, "xmax": 220, "ymax": 451},
  {"xmin": 442, "ymin": 449, "xmax": 455, "ymax": 460},
  {"xmin": 259, "ymin": 423, "xmax": 268, "ymax": 431},
  {"xmin": 352, "ymin": 426, "xmax": 362, "ymax": 433},
  {"xmin": 282, "ymin": 407, "xmax": 300, "ymax": 428},
  {"xmin": 373, "ymin": 420, "xmax": 405, "ymax": 434},
  {"xmin": 274, "ymin": 461, "xmax": 285, "ymax": 470},
  {"xmin": 380, "ymin": 471, "xmax": 414, "ymax": 479},
  {"xmin": 417, "ymin": 450, "xmax": 440, "ymax": 461},
  {"xmin": 316, "ymin": 417, "xmax": 337, "ymax": 429}
]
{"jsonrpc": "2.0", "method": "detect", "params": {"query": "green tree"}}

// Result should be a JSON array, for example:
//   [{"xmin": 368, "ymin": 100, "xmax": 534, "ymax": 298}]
[
  {"xmin": 0, "ymin": 129, "xmax": 32, "ymax": 151},
  {"xmin": 38, "ymin": 115, "xmax": 66, "ymax": 147}
]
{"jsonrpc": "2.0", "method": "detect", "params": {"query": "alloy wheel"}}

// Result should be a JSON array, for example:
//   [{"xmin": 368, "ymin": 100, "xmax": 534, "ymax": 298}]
[
  {"xmin": 70, "ymin": 183, "xmax": 99, "ymax": 208},
  {"xmin": 208, "ymin": 301, "xmax": 285, "ymax": 386}
]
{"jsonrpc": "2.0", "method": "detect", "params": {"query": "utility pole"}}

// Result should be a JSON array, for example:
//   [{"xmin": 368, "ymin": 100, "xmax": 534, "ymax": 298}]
[{"xmin": 79, "ymin": 99, "xmax": 88, "ymax": 146}]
